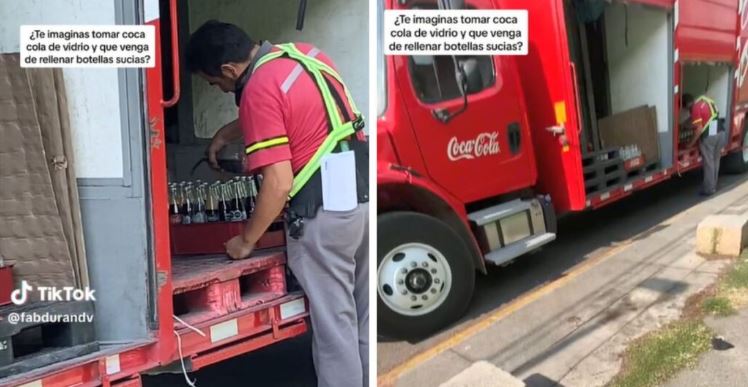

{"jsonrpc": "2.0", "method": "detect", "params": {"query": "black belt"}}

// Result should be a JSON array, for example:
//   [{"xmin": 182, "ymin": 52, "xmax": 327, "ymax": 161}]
[
  {"xmin": 701, "ymin": 118, "xmax": 726, "ymax": 140},
  {"xmin": 285, "ymin": 136, "xmax": 368, "ymax": 239}
]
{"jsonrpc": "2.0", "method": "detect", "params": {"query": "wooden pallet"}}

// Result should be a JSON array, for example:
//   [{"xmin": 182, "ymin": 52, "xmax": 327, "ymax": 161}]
[
  {"xmin": 584, "ymin": 148, "xmax": 626, "ymax": 195},
  {"xmin": 171, "ymin": 251, "xmax": 288, "ymax": 328},
  {"xmin": 626, "ymin": 161, "xmax": 660, "ymax": 180}
]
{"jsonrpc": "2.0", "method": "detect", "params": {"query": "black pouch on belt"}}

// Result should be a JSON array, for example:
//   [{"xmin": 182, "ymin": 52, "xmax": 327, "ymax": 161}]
[{"xmin": 284, "ymin": 136, "xmax": 369, "ymax": 238}]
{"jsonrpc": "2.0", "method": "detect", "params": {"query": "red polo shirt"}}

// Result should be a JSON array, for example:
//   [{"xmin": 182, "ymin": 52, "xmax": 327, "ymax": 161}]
[
  {"xmin": 239, "ymin": 43, "xmax": 357, "ymax": 174},
  {"xmin": 690, "ymin": 98, "xmax": 715, "ymax": 134}
]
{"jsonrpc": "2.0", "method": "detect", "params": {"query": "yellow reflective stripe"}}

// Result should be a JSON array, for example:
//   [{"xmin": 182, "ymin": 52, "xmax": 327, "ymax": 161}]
[
  {"xmin": 695, "ymin": 96, "xmax": 719, "ymax": 135},
  {"xmin": 253, "ymin": 51, "xmax": 284, "ymax": 71},
  {"xmin": 255, "ymin": 44, "xmax": 361, "ymax": 117},
  {"xmin": 245, "ymin": 136, "xmax": 289, "ymax": 155},
  {"xmin": 280, "ymin": 44, "xmax": 345, "ymax": 130},
  {"xmin": 290, "ymin": 122, "xmax": 356, "ymax": 197},
  {"xmin": 279, "ymin": 43, "xmax": 362, "ymax": 116},
  {"xmin": 250, "ymin": 43, "xmax": 363, "ymax": 198}
]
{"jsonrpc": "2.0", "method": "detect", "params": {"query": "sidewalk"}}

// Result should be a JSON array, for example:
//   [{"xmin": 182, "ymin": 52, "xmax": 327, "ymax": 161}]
[
  {"xmin": 664, "ymin": 298, "xmax": 748, "ymax": 387},
  {"xmin": 390, "ymin": 178, "xmax": 748, "ymax": 387}
]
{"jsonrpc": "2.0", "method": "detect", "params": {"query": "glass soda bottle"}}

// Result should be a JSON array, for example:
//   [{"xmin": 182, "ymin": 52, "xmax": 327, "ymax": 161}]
[
  {"xmin": 181, "ymin": 183, "xmax": 194, "ymax": 225},
  {"xmin": 243, "ymin": 176, "xmax": 256, "ymax": 216},
  {"xmin": 206, "ymin": 183, "xmax": 220, "ymax": 222},
  {"xmin": 169, "ymin": 184, "xmax": 183, "ymax": 225},
  {"xmin": 231, "ymin": 179, "xmax": 247, "ymax": 222},
  {"xmin": 192, "ymin": 184, "xmax": 208, "ymax": 224}
]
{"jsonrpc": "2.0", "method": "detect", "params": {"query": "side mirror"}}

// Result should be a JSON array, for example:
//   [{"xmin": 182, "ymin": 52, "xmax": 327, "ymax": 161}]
[
  {"xmin": 457, "ymin": 58, "xmax": 483, "ymax": 94},
  {"xmin": 432, "ymin": 56, "xmax": 472, "ymax": 124},
  {"xmin": 438, "ymin": 0, "xmax": 466, "ymax": 10}
]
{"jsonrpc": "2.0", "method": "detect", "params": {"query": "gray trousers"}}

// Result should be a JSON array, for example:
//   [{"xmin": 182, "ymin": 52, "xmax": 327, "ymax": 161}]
[
  {"xmin": 286, "ymin": 203, "xmax": 369, "ymax": 387},
  {"xmin": 699, "ymin": 131, "xmax": 728, "ymax": 194}
]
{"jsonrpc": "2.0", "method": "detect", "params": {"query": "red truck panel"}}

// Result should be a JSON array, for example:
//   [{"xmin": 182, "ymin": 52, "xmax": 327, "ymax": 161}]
[
  {"xmin": 678, "ymin": 0, "xmax": 738, "ymax": 62},
  {"xmin": 390, "ymin": 0, "xmax": 538, "ymax": 205},
  {"xmin": 735, "ymin": 2, "xmax": 748, "ymax": 107},
  {"xmin": 501, "ymin": 0, "xmax": 586, "ymax": 213}
]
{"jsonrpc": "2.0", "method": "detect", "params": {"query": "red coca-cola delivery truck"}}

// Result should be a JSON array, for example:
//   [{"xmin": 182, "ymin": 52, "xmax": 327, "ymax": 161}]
[{"xmin": 377, "ymin": 0, "xmax": 748, "ymax": 338}]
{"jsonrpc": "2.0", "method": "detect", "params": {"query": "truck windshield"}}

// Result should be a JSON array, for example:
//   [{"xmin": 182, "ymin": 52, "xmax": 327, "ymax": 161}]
[{"xmin": 377, "ymin": 0, "xmax": 386, "ymax": 116}]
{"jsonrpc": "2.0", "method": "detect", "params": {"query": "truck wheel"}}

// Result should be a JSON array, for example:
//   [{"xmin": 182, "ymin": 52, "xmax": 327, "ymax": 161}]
[
  {"xmin": 723, "ymin": 128, "xmax": 748, "ymax": 174},
  {"xmin": 378, "ymin": 212, "xmax": 475, "ymax": 339}
]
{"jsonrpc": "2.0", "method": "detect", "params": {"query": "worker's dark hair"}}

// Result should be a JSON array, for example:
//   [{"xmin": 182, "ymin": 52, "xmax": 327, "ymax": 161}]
[
  {"xmin": 186, "ymin": 20, "xmax": 255, "ymax": 76},
  {"xmin": 682, "ymin": 93, "xmax": 695, "ymax": 108}
]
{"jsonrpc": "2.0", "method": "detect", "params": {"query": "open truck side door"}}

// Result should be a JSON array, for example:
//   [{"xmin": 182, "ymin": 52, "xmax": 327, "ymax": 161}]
[
  {"xmin": 394, "ymin": 0, "xmax": 538, "ymax": 204},
  {"xmin": 499, "ymin": 0, "xmax": 587, "ymax": 213}
]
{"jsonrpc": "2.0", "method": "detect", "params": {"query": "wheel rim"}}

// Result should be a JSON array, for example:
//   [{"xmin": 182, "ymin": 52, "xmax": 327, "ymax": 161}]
[
  {"xmin": 378, "ymin": 242, "xmax": 452, "ymax": 317},
  {"xmin": 742, "ymin": 131, "xmax": 748, "ymax": 163}
]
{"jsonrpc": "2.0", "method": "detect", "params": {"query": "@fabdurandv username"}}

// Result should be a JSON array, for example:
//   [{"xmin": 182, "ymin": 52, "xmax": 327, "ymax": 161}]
[{"xmin": 4, "ymin": 312, "xmax": 94, "ymax": 325}]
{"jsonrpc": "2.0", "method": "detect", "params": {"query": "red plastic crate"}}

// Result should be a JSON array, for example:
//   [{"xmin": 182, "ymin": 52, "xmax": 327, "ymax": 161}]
[
  {"xmin": 170, "ymin": 220, "xmax": 286, "ymax": 255},
  {"xmin": 623, "ymin": 156, "xmax": 645, "ymax": 172},
  {"xmin": 0, "ymin": 265, "xmax": 14, "ymax": 306}
]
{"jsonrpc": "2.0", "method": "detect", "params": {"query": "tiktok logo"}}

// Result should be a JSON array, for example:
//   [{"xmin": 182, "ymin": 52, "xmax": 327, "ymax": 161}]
[
  {"xmin": 9, "ymin": 281, "xmax": 97, "ymax": 305},
  {"xmin": 10, "ymin": 281, "xmax": 32, "ymax": 305}
]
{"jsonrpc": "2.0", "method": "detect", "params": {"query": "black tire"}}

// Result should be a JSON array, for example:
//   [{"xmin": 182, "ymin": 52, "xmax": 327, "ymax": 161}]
[
  {"xmin": 723, "ymin": 127, "xmax": 748, "ymax": 174},
  {"xmin": 377, "ymin": 212, "xmax": 475, "ymax": 340}
]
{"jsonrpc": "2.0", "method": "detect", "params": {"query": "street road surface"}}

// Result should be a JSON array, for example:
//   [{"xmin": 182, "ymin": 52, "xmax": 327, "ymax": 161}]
[{"xmin": 378, "ymin": 171, "xmax": 748, "ymax": 376}]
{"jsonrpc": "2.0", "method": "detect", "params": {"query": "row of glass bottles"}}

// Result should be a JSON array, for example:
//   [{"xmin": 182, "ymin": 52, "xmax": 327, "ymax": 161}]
[
  {"xmin": 620, "ymin": 144, "xmax": 642, "ymax": 161},
  {"xmin": 168, "ymin": 176, "xmax": 261, "ymax": 225}
]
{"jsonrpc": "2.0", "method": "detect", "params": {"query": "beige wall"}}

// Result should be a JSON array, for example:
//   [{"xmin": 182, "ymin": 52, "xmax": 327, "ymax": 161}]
[
  {"xmin": 188, "ymin": 0, "xmax": 368, "ymax": 138},
  {"xmin": 0, "ymin": 0, "xmax": 124, "ymax": 178}
]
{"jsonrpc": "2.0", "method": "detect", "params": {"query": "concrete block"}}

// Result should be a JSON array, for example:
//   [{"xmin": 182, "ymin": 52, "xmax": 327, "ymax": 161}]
[
  {"xmin": 440, "ymin": 361, "xmax": 525, "ymax": 387},
  {"xmin": 696, "ymin": 215, "xmax": 748, "ymax": 257}
]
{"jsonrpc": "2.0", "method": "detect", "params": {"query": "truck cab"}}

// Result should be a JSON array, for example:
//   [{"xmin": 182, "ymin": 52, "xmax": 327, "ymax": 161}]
[{"xmin": 377, "ymin": 0, "xmax": 558, "ymax": 339}]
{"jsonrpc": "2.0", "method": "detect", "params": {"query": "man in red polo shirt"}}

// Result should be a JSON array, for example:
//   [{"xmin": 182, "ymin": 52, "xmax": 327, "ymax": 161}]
[
  {"xmin": 186, "ymin": 21, "xmax": 369, "ymax": 387},
  {"xmin": 682, "ymin": 93, "xmax": 728, "ymax": 196}
]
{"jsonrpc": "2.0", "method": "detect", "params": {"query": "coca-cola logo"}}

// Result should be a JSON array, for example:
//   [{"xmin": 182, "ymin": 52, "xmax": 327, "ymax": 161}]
[{"xmin": 447, "ymin": 132, "xmax": 501, "ymax": 161}]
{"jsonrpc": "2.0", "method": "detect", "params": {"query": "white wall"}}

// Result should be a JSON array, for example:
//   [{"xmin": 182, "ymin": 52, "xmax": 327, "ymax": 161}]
[
  {"xmin": 0, "ymin": 0, "xmax": 124, "ymax": 178},
  {"xmin": 606, "ymin": 3, "xmax": 670, "ymax": 134},
  {"xmin": 188, "ymin": 0, "xmax": 368, "ymax": 138},
  {"xmin": 683, "ymin": 64, "xmax": 731, "ymax": 118},
  {"xmin": 605, "ymin": 3, "xmax": 672, "ymax": 166}
]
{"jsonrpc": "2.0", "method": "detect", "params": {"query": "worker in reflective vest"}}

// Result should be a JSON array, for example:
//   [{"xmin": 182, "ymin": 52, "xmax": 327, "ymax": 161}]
[
  {"xmin": 186, "ymin": 21, "xmax": 369, "ymax": 387},
  {"xmin": 682, "ymin": 93, "xmax": 728, "ymax": 196}
]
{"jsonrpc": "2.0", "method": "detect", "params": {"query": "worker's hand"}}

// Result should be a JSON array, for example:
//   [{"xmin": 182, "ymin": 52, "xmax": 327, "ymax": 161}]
[
  {"xmin": 207, "ymin": 135, "xmax": 227, "ymax": 171},
  {"xmin": 207, "ymin": 120, "xmax": 242, "ymax": 171},
  {"xmin": 225, "ymin": 235, "xmax": 254, "ymax": 260}
]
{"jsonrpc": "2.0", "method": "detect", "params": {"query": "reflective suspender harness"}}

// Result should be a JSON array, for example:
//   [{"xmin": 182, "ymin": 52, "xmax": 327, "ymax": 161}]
[
  {"xmin": 694, "ymin": 96, "xmax": 719, "ymax": 137},
  {"xmin": 246, "ymin": 43, "xmax": 365, "ymax": 199}
]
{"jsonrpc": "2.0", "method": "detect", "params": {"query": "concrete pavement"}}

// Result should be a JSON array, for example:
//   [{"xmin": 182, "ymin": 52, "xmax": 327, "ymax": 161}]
[
  {"xmin": 665, "ymin": 309, "xmax": 748, "ymax": 387},
  {"xmin": 381, "ymin": 174, "xmax": 748, "ymax": 387}
]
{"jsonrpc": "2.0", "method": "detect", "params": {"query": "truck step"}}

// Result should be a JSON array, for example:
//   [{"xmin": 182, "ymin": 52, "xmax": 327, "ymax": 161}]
[
  {"xmin": 171, "ymin": 252, "xmax": 287, "ymax": 328},
  {"xmin": 0, "ymin": 301, "xmax": 98, "ymax": 379},
  {"xmin": 484, "ymin": 232, "xmax": 556, "ymax": 266}
]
